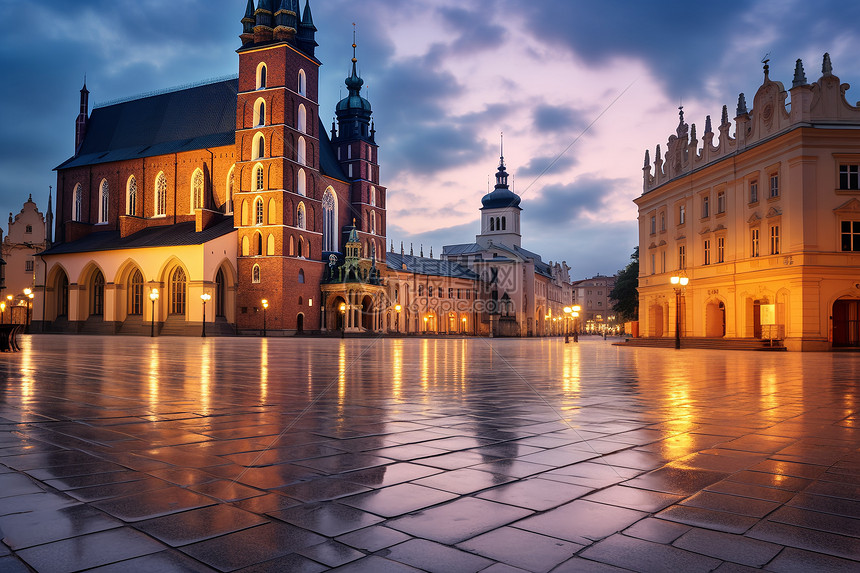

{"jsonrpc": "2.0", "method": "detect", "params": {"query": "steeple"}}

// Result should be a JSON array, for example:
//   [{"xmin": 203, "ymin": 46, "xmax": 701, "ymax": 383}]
[
  {"xmin": 46, "ymin": 186, "xmax": 53, "ymax": 246},
  {"xmin": 75, "ymin": 79, "xmax": 89, "ymax": 153},
  {"xmin": 254, "ymin": 0, "xmax": 275, "ymax": 43},
  {"xmin": 240, "ymin": 0, "xmax": 255, "ymax": 45},
  {"xmin": 297, "ymin": 0, "xmax": 318, "ymax": 56},
  {"xmin": 335, "ymin": 27, "xmax": 373, "ymax": 142},
  {"xmin": 274, "ymin": 0, "xmax": 298, "ymax": 41}
]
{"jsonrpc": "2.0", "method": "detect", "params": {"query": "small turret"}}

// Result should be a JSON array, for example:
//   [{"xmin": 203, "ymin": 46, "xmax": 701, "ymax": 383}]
[
  {"xmin": 254, "ymin": 0, "xmax": 274, "ymax": 43},
  {"xmin": 46, "ymin": 186, "xmax": 53, "ymax": 246},
  {"xmin": 75, "ymin": 80, "xmax": 89, "ymax": 153},
  {"xmin": 736, "ymin": 93, "xmax": 748, "ymax": 116},
  {"xmin": 822, "ymin": 52, "xmax": 833, "ymax": 77},
  {"xmin": 274, "ymin": 0, "xmax": 298, "ymax": 41},
  {"xmin": 240, "ymin": 0, "xmax": 255, "ymax": 45},
  {"xmin": 297, "ymin": 0, "xmax": 318, "ymax": 57},
  {"xmin": 792, "ymin": 58, "xmax": 808, "ymax": 87}
]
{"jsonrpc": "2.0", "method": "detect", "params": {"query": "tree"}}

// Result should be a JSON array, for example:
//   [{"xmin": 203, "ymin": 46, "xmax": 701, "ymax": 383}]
[{"xmin": 610, "ymin": 246, "xmax": 638, "ymax": 321}]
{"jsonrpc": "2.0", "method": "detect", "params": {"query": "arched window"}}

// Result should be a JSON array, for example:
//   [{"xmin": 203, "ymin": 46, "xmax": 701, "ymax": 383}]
[
  {"xmin": 241, "ymin": 199, "xmax": 249, "ymax": 226},
  {"xmin": 57, "ymin": 271, "xmax": 69, "ymax": 317},
  {"xmin": 305, "ymin": 241, "xmax": 310, "ymax": 259},
  {"xmin": 297, "ymin": 202, "xmax": 306, "ymax": 229},
  {"xmin": 297, "ymin": 104, "xmax": 307, "ymax": 134},
  {"xmin": 289, "ymin": 236, "xmax": 295, "ymax": 256},
  {"xmin": 370, "ymin": 186, "xmax": 376, "ymax": 206},
  {"xmin": 268, "ymin": 198, "xmax": 276, "ymax": 225},
  {"xmin": 298, "ymin": 269, "xmax": 305, "ymax": 283},
  {"xmin": 255, "ymin": 164, "xmax": 264, "ymax": 191},
  {"xmin": 191, "ymin": 169, "xmax": 204, "ymax": 211},
  {"xmin": 322, "ymin": 187, "xmax": 337, "ymax": 252},
  {"xmin": 297, "ymin": 168, "xmax": 306, "ymax": 196},
  {"xmin": 170, "ymin": 267, "xmax": 186, "ymax": 315},
  {"xmin": 252, "ymin": 264, "xmax": 261, "ymax": 283},
  {"xmin": 129, "ymin": 269, "xmax": 143, "ymax": 315},
  {"xmin": 155, "ymin": 172, "xmax": 167, "ymax": 216},
  {"xmin": 98, "ymin": 179, "xmax": 109, "ymax": 223},
  {"xmin": 254, "ymin": 133, "xmax": 265, "ymax": 160},
  {"xmin": 242, "ymin": 235, "xmax": 249, "ymax": 256},
  {"xmin": 267, "ymin": 234, "xmax": 275, "ymax": 255},
  {"xmin": 91, "ymin": 269, "xmax": 105, "ymax": 315},
  {"xmin": 126, "ymin": 176, "xmax": 137, "ymax": 216},
  {"xmin": 215, "ymin": 268, "xmax": 225, "ymax": 317},
  {"xmin": 73, "ymin": 184, "xmax": 83, "ymax": 222},
  {"xmin": 490, "ymin": 217, "xmax": 494, "ymax": 231},
  {"xmin": 255, "ymin": 198, "xmax": 264, "ymax": 225},
  {"xmin": 496, "ymin": 217, "xmax": 500, "ymax": 231},
  {"xmin": 371, "ymin": 211, "xmax": 376, "ymax": 235},
  {"xmin": 255, "ymin": 232, "xmax": 263, "ymax": 255},
  {"xmin": 298, "ymin": 69, "xmax": 306, "ymax": 96},
  {"xmin": 256, "ymin": 62, "xmax": 267, "ymax": 90},
  {"xmin": 297, "ymin": 136, "xmax": 306, "ymax": 165},
  {"xmin": 254, "ymin": 98, "xmax": 266, "ymax": 127},
  {"xmin": 298, "ymin": 236, "xmax": 304, "ymax": 258},
  {"xmin": 502, "ymin": 217, "xmax": 506, "ymax": 231},
  {"xmin": 226, "ymin": 165, "xmax": 235, "ymax": 214}
]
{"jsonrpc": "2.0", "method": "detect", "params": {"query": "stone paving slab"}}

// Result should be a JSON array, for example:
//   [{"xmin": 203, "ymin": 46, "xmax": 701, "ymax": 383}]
[{"xmin": 0, "ymin": 335, "xmax": 859, "ymax": 571}]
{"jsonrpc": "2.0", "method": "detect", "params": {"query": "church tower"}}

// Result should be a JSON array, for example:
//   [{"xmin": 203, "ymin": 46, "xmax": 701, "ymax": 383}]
[
  {"xmin": 331, "ymin": 36, "xmax": 387, "ymax": 262},
  {"xmin": 234, "ymin": 0, "xmax": 323, "ymax": 331},
  {"xmin": 477, "ymin": 143, "xmax": 522, "ymax": 249}
]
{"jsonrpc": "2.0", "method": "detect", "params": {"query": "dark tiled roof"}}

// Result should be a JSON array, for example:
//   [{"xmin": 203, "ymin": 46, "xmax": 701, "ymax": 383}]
[
  {"xmin": 386, "ymin": 252, "xmax": 479, "ymax": 280},
  {"xmin": 442, "ymin": 243, "xmax": 481, "ymax": 256},
  {"xmin": 56, "ymin": 79, "xmax": 239, "ymax": 170},
  {"xmin": 40, "ymin": 218, "xmax": 236, "ymax": 256},
  {"xmin": 318, "ymin": 120, "xmax": 347, "ymax": 181}
]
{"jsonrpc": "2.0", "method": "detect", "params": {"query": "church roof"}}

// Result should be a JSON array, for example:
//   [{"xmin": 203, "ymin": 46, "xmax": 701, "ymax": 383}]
[
  {"xmin": 318, "ymin": 120, "xmax": 347, "ymax": 180},
  {"xmin": 40, "ymin": 218, "xmax": 235, "ymax": 256},
  {"xmin": 386, "ymin": 252, "xmax": 478, "ymax": 280},
  {"xmin": 56, "ymin": 79, "xmax": 239, "ymax": 171}
]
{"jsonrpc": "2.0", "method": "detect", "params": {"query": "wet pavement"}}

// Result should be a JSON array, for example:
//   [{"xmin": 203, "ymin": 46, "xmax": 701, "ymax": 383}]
[{"xmin": 0, "ymin": 335, "xmax": 858, "ymax": 572}]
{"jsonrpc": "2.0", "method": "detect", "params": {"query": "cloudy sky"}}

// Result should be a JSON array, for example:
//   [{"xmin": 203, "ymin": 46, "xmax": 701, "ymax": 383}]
[{"xmin": 2, "ymin": 0, "xmax": 860, "ymax": 278}]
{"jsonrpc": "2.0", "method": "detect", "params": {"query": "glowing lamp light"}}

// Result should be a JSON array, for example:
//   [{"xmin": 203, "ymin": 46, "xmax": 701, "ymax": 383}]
[
  {"xmin": 262, "ymin": 299, "xmax": 269, "ymax": 309},
  {"xmin": 150, "ymin": 289, "xmax": 159, "ymax": 301},
  {"xmin": 395, "ymin": 304, "xmax": 402, "ymax": 312}
]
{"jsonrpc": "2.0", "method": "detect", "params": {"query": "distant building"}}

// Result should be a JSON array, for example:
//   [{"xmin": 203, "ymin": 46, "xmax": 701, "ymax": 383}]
[
  {"xmin": 2, "ymin": 194, "xmax": 52, "ymax": 322},
  {"xmin": 571, "ymin": 274, "xmax": 617, "ymax": 333},
  {"xmin": 636, "ymin": 55, "xmax": 860, "ymax": 350}
]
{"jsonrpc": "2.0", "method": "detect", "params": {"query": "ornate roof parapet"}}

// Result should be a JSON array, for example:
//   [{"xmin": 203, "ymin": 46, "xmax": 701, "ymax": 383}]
[{"xmin": 642, "ymin": 54, "xmax": 860, "ymax": 194}]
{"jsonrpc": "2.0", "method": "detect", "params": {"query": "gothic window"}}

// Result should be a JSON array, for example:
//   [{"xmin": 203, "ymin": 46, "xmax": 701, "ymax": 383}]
[
  {"xmin": 502, "ymin": 217, "xmax": 506, "ymax": 230},
  {"xmin": 252, "ymin": 264, "xmax": 261, "ymax": 283},
  {"xmin": 226, "ymin": 165, "xmax": 235, "ymax": 214},
  {"xmin": 126, "ymin": 175, "xmax": 137, "ymax": 216},
  {"xmin": 298, "ymin": 269, "xmax": 305, "ymax": 283},
  {"xmin": 370, "ymin": 186, "xmax": 376, "ymax": 206},
  {"xmin": 129, "ymin": 269, "xmax": 143, "ymax": 315},
  {"xmin": 215, "ymin": 268, "xmax": 225, "ymax": 317},
  {"xmin": 155, "ymin": 172, "xmax": 167, "ymax": 216},
  {"xmin": 255, "ymin": 164, "xmax": 264, "ymax": 191},
  {"xmin": 268, "ymin": 198, "xmax": 276, "ymax": 224},
  {"xmin": 255, "ymin": 198, "xmax": 264, "ymax": 225},
  {"xmin": 298, "ymin": 104, "xmax": 307, "ymax": 133},
  {"xmin": 98, "ymin": 179, "xmax": 109, "ymax": 223},
  {"xmin": 254, "ymin": 98, "xmax": 266, "ymax": 127},
  {"xmin": 289, "ymin": 235, "xmax": 295, "ymax": 256},
  {"xmin": 256, "ymin": 62, "xmax": 267, "ymax": 90},
  {"xmin": 322, "ymin": 187, "xmax": 337, "ymax": 252},
  {"xmin": 371, "ymin": 211, "xmax": 376, "ymax": 235},
  {"xmin": 254, "ymin": 133, "xmax": 265, "ymax": 160},
  {"xmin": 297, "ymin": 202, "xmax": 306, "ymax": 229},
  {"xmin": 91, "ymin": 269, "xmax": 105, "ymax": 315},
  {"xmin": 297, "ymin": 136, "xmax": 306, "ymax": 165},
  {"xmin": 490, "ymin": 217, "xmax": 494, "ymax": 231},
  {"xmin": 57, "ymin": 271, "xmax": 69, "ymax": 317},
  {"xmin": 297, "ymin": 168, "xmax": 306, "ymax": 196},
  {"xmin": 298, "ymin": 236, "xmax": 304, "ymax": 258},
  {"xmin": 191, "ymin": 169, "xmax": 204, "ymax": 211},
  {"xmin": 298, "ymin": 69, "xmax": 306, "ymax": 96},
  {"xmin": 242, "ymin": 235, "xmax": 249, "ymax": 256},
  {"xmin": 73, "ymin": 183, "xmax": 83, "ymax": 221},
  {"xmin": 267, "ymin": 233, "xmax": 275, "ymax": 255},
  {"xmin": 170, "ymin": 267, "xmax": 186, "ymax": 315},
  {"xmin": 256, "ymin": 232, "xmax": 263, "ymax": 255}
]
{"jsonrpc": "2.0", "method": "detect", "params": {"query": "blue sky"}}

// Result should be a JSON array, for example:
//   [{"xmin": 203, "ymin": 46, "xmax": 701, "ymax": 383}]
[{"xmin": 2, "ymin": 0, "xmax": 860, "ymax": 278}]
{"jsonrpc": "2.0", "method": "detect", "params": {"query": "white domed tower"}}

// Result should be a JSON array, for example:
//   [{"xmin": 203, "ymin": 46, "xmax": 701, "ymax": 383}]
[{"xmin": 476, "ymin": 150, "xmax": 521, "ymax": 249}]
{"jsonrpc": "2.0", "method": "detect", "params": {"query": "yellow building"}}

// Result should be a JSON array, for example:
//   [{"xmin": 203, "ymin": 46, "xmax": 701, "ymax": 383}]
[{"xmin": 636, "ymin": 55, "xmax": 860, "ymax": 351}]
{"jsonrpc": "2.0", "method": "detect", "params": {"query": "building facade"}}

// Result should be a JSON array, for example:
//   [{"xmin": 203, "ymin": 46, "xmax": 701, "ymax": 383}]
[
  {"xmin": 636, "ymin": 55, "xmax": 860, "ymax": 350},
  {"xmin": 2, "ymin": 194, "xmax": 52, "ymax": 323},
  {"xmin": 34, "ymin": 0, "xmax": 388, "ymax": 335},
  {"xmin": 571, "ymin": 274, "xmax": 617, "ymax": 333}
]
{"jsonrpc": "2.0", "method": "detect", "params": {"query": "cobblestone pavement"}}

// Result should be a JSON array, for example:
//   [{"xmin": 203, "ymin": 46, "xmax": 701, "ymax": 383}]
[{"xmin": 1, "ymin": 335, "xmax": 858, "ymax": 572}]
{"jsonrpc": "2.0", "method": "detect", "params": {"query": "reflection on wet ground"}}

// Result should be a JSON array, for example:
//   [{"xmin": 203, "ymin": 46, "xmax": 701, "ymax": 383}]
[{"xmin": 1, "ymin": 335, "xmax": 859, "ymax": 572}]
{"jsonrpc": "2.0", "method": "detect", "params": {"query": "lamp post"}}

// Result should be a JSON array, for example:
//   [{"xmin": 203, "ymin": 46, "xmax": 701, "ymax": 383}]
[
  {"xmin": 462, "ymin": 316, "xmax": 467, "ymax": 334},
  {"xmin": 670, "ymin": 275, "xmax": 689, "ymax": 349},
  {"xmin": 6, "ymin": 295, "xmax": 12, "ymax": 324},
  {"xmin": 23, "ymin": 288, "xmax": 32, "ymax": 332},
  {"xmin": 423, "ymin": 315, "xmax": 429, "ymax": 334},
  {"xmin": 563, "ymin": 306, "xmax": 572, "ymax": 343},
  {"xmin": 0, "ymin": 301, "xmax": 5, "ymax": 324},
  {"xmin": 572, "ymin": 306, "xmax": 580, "ymax": 342},
  {"xmin": 149, "ymin": 289, "xmax": 159, "ymax": 337},
  {"xmin": 261, "ymin": 299, "xmax": 269, "ymax": 337},
  {"xmin": 339, "ymin": 302, "xmax": 346, "ymax": 338},
  {"xmin": 200, "ymin": 293, "xmax": 211, "ymax": 337},
  {"xmin": 394, "ymin": 304, "xmax": 401, "ymax": 333}
]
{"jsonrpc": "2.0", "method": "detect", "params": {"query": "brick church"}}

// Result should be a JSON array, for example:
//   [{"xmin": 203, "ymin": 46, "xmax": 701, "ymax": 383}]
[{"xmin": 35, "ymin": 0, "xmax": 387, "ymax": 335}]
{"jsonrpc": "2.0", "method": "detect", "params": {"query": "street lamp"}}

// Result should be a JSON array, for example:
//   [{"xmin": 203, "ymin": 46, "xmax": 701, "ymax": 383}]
[
  {"xmin": 261, "ymin": 299, "xmax": 269, "ymax": 337},
  {"xmin": 423, "ymin": 315, "xmax": 429, "ymax": 334},
  {"xmin": 563, "ymin": 306, "xmax": 572, "ymax": 343},
  {"xmin": 670, "ymin": 275, "xmax": 689, "ymax": 349},
  {"xmin": 200, "ymin": 293, "xmax": 211, "ymax": 337},
  {"xmin": 24, "ymin": 288, "xmax": 32, "ymax": 332},
  {"xmin": 6, "ymin": 295, "xmax": 12, "ymax": 323},
  {"xmin": 0, "ymin": 301, "xmax": 5, "ymax": 324},
  {"xmin": 572, "ymin": 308, "xmax": 580, "ymax": 342},
  {"xmin": 339, "ymin": 302, "xmax": 346, "ymax": 337},
  {"xmin": 394, "ymin": 304, "xmax": 401, "ymax": 333},
  {"xmin": 149, "ymin": 289, "xmax": 159, "ymax": 337},
  {"xmin": 462, "ymin": 316, "xmax": 467, "ymax": 334}
]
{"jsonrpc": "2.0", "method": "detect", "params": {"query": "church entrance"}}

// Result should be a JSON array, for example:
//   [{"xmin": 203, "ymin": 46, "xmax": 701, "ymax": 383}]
[{"xmin": 833, "ymin": 299, "xmax": 860, "ymax": 347}]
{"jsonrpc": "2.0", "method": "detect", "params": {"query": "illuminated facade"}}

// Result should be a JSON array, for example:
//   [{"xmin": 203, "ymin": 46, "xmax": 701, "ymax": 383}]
[
  {"xmin": 34, "ymin": 1, "xmax": 387, "ymax": 335},
  {"xmin": 571, "ymin": 274, "xmax": 617, "ymax": 333},
  {"xmin": 636, "ymin": 55, "xmax": 860, "ymax": 350}
]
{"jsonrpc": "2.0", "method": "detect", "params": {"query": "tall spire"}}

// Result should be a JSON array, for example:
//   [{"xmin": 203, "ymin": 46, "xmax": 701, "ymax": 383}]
[
  {"xmin": 335, "ymin": 23, "xmax": 373, "ymax": 141},
  {"xmin": 46, "ymin": 186, "xmax": 53, "ymax": 245},
  {"xmin": 297, "ymin": 0, "xmax": 317, "ymax": 56}
]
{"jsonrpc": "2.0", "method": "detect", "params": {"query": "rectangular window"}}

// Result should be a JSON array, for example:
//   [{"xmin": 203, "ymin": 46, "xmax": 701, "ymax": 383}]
[
  {"xmin": 841, "ymin": 220, "xmax": 860, "ymax": 251},
  {"xmin": 428, "ymin": 286, "xmax": 434, "ymax": 297},
  {"xmin": 703, "ymin": 239, "xmax": 711, "ymax": 265},
  {"xmin": 751, "ymin": 228, "xmax": 760, "ymax": 257},
  {"xmin": 660, "ymin": 212, "xmax": 666, "ymax": 232},
  {"xmin": 25, "ymin": 260, "xmax": 34, "ymax": 272},
  {"xmin": 650, "ymin": 254, "xmax": 655, "ymax": 275},
  {"xmin": 749, "ymin": 180, "xmax": 758, "ymax": 203},
  {"xmin": 770, "ymin": 174, "xmax": 779, "ymax": 198},
  {"xmin": 717, "ymin": 236, "xmax": 725, "ymax": 263},
  {"xmin": 661, "ymin": 251, "xmax": 666, "ymax": 273},
  {"xmin": 650, "ymin": 215, "xmax": 656, "ymax": 235},
  {"xmin": 770, "ymin": 225, "xmax": 780, "ymax": 255},
  {"xmin": 448, "ymin": 288, "xmax": 454, "ymax": 298},
  {"xmin": 678, "ymin": 245, "xmax": 686, "ymax": 269},
  {"xmin": 717, "ymin": 191, "xmax": 726, "ymax": 214},
  {"xmin": 702, "ymin": 196, "xmax": 710, "ymax": 218},
  {"xmin": 679, "ymin": 204, "xmax": 686, "ymax": 225},
  {"xmin": 840, "ymin": 165, "xmax": 860, "ymax": 190}
]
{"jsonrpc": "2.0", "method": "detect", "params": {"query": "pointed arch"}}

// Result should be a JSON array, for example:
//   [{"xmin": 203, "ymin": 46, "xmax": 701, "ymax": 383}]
[
  {"xmin": 255, "ymin": 231, "xmax": 263, "ymax": 256},
  {"xmin": 241, "ymin": 199, "xmax": 249, "ymax": 226},
  {"xmin": 155, "ymin": 171, "xmax": 167, "ymax": 216},
  {"xmin": 98, "ymin": 178, "xmax": 109, "ymax": 223},
  {"xmin": 169, "ymin": 266, "xmax": 187, "ymax": 315},
  {"xmin": 91, "ymin": 268, "xmax": 105, "ymax": 316},
  {"xmin": 254, "ymin": 197, "xmax": 264, "ymax": 225},
  {"xmin": 128, "ymin": 268, "xmax": 144, "ymax": 315},
  {"xmin": 267, "ymin": 198, "xmax": 276, "ymax": 225},
  {"xmin": 253, "ymin": 132, "xmax": 265, "ymax": 160},
  {"xmin": 322, "ymin": 187, "xmax": 337, "ymax": 252},
  {"xmin": 191, "ymin": 168, "xmax": 204, "ymax": 211},
  {"xmin": 298, "ymin": 69, "xmax": 307, "ymax": 97},
  {"xmin": 267, "ymin": 233, "xmax": 275, "ymax": 255},
  {"xmin": 252, "ymin": 264, "xmax": 261, "ymax": 283},
  {"xmin": 73, "ymin": 183, "xmax": 83, "ymax": 222},
  {"xmin": 226, "ymin": 165, "xmax": 235, "ymax": 214},
  {"xmin": 298, "ymin": 268, "xmax": 305, "ymax": 283},
  {"xmin": 297, "ymin": 168, "xmax": 306, "ymax": 196},
  {"xmin": 298, "ymin": 235, "xmax": 304, "ymax": 258},
  {"xmin": 289, "ymin": 235, "xmax": 296, "ymax": 256},
  {"xmin": 242, "ymin": 235, "xmax": 250, "ymax": 256},
  {"xmin": 297, "ymin": 103, "xmax": 307, "ymax": 134},
  {"xmin": 256, "ymin": 62, "xmax": 267, "ymax": 90},
  {"xmin": 254, "ymin": 97, "xmax": 266, "ymax": 127},
  {"xmin": 297, "ymin": 201, "xmax": 306, "ymax": 230},
  {"xmin": 254, "ymin": 162, "xmax": 264, "ymax": 191},
  {"xmin": 297, "ymin": 136, "xmax": 306, "ymax": 165},
  {"xmin": 370, "ymin": 186, "xmax": 376, "ymax": 206},
  {"xmin": 126, "ymin": 175, "xmax": 137, "ymax": 216}
]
